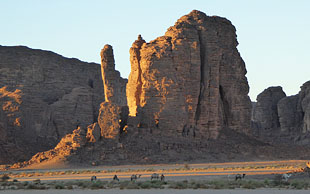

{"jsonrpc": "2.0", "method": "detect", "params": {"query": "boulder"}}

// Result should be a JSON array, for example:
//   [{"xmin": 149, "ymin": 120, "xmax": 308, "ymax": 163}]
[{"xmin": 86, "ymin": 123, "xmax": 101, "ymax": 143}]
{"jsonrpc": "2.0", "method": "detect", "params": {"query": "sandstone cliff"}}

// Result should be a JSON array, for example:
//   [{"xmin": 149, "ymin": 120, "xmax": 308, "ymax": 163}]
[
  {"xmin": 127, "ymin": 10, "xmax": 252, "ymax": 139},
  {"xmin": 251, "ymin": 87, "xmax": 286, "ymax": 137},
  {"xmin": 0, "ymin": 46, "xmax": 105, "ymax": 164},
  {"xmin": 6, "ymin": 10, "xmax": 309, "ymax": 169},
  {"xmin": 252, "ymin": 81, "xmax": 310, "ymax": 144},
  {"xmin": 2, "ymin": 10, "xmax": 256, "ymax": 168}
]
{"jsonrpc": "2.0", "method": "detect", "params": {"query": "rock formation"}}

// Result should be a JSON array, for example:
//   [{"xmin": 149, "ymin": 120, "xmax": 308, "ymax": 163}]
[
  {"xmin": 126, "ymin": 10, "xmax": 252, "ymax": 139},
  {"xmin": 100, "ymin": 45, "xmax": 127, "ymax": 106},
  {"xmin": 299, "ymin": 81, "xmax": 310, "ymax": 134},
  {"xmin": 99, "ymin": 45, "xmax": 128, "ymax": 139},
  {"xmin": 277, "ymin": 95, "xmax": 301, "ymax": 133},
  {"xmin": 7, "ymin": 10, "xmax": 310, "ymax": 169},
  {"xmin": 0, "ymin": 46, "xmax": 105, "ymax": 164},
  {"xmin": 277, "ymin": 81, "xmax": 310, "ymax": 143},
  {"xmin": 251, "ymin": 86, "xmax": 286, "ymax": 135},
  {"xmin": 9, "ymin": 127, "xmax": 87, "ymax": 169},
  {"xmin": 1, "ymin": 10, "xmax": 258, "ymax": 168},
  {"xmin": 252, "ymin": 81, "xmax": 310, "ymax": 144}
]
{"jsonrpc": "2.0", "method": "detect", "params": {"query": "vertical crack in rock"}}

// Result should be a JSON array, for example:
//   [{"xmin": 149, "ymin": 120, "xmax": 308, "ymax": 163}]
[
  {"xmin": 53, "ymin": 120, "xmax": 60, "ymax": 140},
  {"xmin": 219, "ymin": 85, "xmax": 228, "ymax": 125},
  {"xmin": 194, "ymin": 30, "xmax": 205, "ymax": 124}
]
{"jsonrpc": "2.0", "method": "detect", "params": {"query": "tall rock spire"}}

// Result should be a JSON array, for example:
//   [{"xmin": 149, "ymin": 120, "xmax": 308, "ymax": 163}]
[
  {"xmin": 100, "ymin": 44, "xmax": 127, "ymax": 106},
  {"xmin": 127, "ymin": 35, "xmax": 146, "ymax": 116}
]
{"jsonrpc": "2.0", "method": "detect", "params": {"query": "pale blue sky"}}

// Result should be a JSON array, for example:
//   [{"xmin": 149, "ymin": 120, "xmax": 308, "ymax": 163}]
[{"xmin": 0, "ymin": 0, "xmax": 309, "ymax": 101}]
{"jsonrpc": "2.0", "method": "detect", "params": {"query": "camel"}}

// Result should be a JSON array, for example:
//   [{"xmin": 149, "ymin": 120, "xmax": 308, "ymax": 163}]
[
  {"xmin": 91, "ymin": 176, "xmax": 97, "ymax": 182},
  {"xmin": 303, "ymin": 166, "xmax": 310, "ymax": 177},
  {"xmin": 151, "ymin": 173, "xmax": 159, "ymax": 180},
  {"xmin": 113, "ymin": 175, "xmax": 119, "ymax": 181},
  {"xmin": 130, "ymin": 174, "xmax": 141, "ymax": 181},
  {"xmin": 307, "ymin": 161, "xmax": 310, "ymax": 169},
  {"xmin": 282, "ymin": 173, "xmax": 291, "ymax": 182},
  {"xmin": 160, "ymin": 174, "xmax": 165, "ymax": 181},
  {"xmin": 235, "ymin": 174, "xmax": 246, "ymax": 181}
]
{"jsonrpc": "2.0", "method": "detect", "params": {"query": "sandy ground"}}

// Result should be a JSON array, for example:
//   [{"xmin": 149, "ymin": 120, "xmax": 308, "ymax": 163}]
[
  {"xmin": 0, "ymin": 189, "xmax": 309, "ymax": 194},
  {"xmin": 3, "ymin": 160, "xmax": 307, "ymax": 182},
  {"xmin": 20, "ymin": 160, "xmax": 309, "ymax": 171},
  {"xmin": 10, "ymin": 169, "xmax": 292, "ymax": 182}
]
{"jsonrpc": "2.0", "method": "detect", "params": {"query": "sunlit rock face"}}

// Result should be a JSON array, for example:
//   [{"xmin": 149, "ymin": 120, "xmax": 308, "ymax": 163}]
[
  {"xmin": 99, "ymin": 45, "xmax": 128, "ymax": 139},
  {"xmin": 0, "ymin": 46, "xmax": 104, "ymax": 164},
  {"xmin": 126, "ymin": 10, "xmax": 252, "ymax": 139},
  {"xmin": 100, "ymin": 45, "xmax": 127, "ymax": 106}
]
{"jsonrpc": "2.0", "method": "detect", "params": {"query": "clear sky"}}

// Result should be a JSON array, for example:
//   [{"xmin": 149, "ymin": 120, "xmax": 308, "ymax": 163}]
[{"xmin": 0, "ymin": 0, "xmax": 309, "ymax": 101}]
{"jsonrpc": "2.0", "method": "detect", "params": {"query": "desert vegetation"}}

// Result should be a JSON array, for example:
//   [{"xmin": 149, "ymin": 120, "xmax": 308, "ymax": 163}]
[
  {"xmin": 2, "ymin": 162, "xmax": 305, "ymax": 179},
  {"xmin": 1, "ymin": 160, "xmax": 310, "ymax": 191},
  {"xmin": 1, "ymin": 178, "xmax": 310, "ymax": 190}
]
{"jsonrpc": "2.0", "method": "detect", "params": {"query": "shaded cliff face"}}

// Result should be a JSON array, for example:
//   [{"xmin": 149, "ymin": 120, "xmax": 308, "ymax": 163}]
[
  {"xmin": 278, "ymin": 81, "xmax": 310, "ymax": 143},
  {"xmin": 252, "ymin": 87, "xmax": 286, "ymax": 133},
  {"xmin": 127, "ymin": 10, "xmax": 251, "ymax": 139},
  {"xmin": 0, "ymin": 46, "xmax": 104, "ymax": 164},
  {"xmin": 252, "ymin": 81, "xmax": 310, "ymax": 144}
]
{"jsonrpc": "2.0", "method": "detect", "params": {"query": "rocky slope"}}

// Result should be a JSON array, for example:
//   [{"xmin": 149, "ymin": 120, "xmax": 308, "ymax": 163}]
[
  {"xmin": 0, "ymin": 46, "xmax": 105, "ymax": 164},
  {"xmin": 252, "ymin": 81, "xmax": 310, "ymax": 144}
]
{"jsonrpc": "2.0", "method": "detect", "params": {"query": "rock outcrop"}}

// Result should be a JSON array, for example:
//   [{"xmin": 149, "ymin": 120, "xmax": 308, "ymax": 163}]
[
  {"xmin": 4, "ymin": 10, "xmax": 310, "ymax": 170},
  {"xmin": 277, "ymin": 95, "xmax": 301, "ymax": 133},
  {"xmin": 9, "ymin": 127, "xmax": 87, "ymax": 169},
  {"xmin": 100, "ymin": 45, "xmax": 127, "ymax": 106},
  {"xmin": 299, "ymin": 81, "xmax": 310, "ymax": 134},
  {"xmin": 252, "ymin": 81, "xmax": 310, "ymax": 144},
  {"xmin": 126, "ymin": 10, "xmax": 252, "ymax": 139},
  {"xmin": 99, "ymin": 45, "xmax": 128, "ymax": 139},
  {"xmin": 251, "ymin": 86, "xmax": 286, "ymax": 136},
  {"xmin": 0, "ymin": 46, "xmax": 105, "ymax": 164}
]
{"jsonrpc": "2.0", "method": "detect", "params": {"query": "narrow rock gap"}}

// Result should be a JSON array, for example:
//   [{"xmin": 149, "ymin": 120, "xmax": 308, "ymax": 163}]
[
  {"xmin": 219, "ymin": 85, "xmax": 228, "ymax": 126},
  {"xmin": 194, "ymin": 30, "xmax": 205, "ymax": 125},
  {"xmin": 135, "ymin": 50, "xmax": 142, "ymax": 110},
  {"xmin": 53, "ymin": 120, "xmax": 60, "ymax": 140}
]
